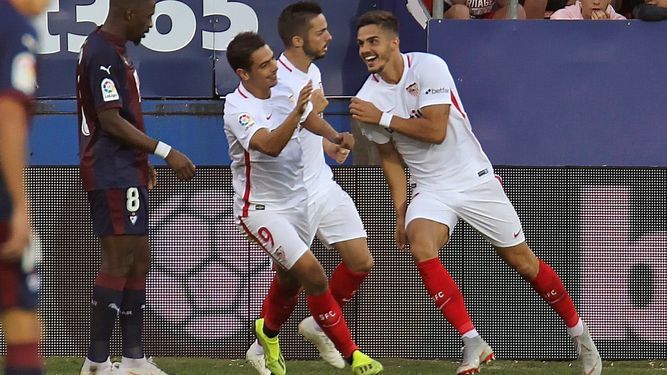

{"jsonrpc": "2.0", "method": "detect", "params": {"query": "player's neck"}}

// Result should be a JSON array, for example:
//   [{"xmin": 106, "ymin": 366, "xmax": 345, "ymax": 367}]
[
  {"xmin": 241, "ymin": 82, "xmax": 270, "ymax": 100},
  {"xmin": 283, "ymin": 49, "xmax": 312, "ymax": 74},
  {"xmin": 378, "ymin": 53, "xmax": 404, "ymax": 85},
  {"xmin": 100, "ymin": 22, "xmax": 128, "ymax": 44}
]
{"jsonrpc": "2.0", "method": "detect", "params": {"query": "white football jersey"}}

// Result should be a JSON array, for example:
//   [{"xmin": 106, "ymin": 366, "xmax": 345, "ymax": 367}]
[
  {"xmin": 356, "ymin": 52, "xmax": 494, "ymax": 191},
  {"xmin": 224, "ymin": 83, "xmax": 307, "ymax": 217},
  {"xmin": 273, "ymin": 53, "xmax": 335, "ymax": 203}
]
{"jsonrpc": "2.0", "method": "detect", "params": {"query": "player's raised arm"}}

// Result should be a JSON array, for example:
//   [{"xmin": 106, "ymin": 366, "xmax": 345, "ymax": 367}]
[
  {"xmin": 302, "ymin": 111, "xmax": 355, "ymax": 150},
  {"xmin": 250, "ymin": 82, "xmax": 312, "ymax": 157},
  {"xmin": 350, "ymin": 97, "xmax": 449, "ymax": 144}
]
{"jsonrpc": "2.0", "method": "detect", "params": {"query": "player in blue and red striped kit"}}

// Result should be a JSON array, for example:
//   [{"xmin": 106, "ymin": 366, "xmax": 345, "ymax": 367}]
[
  {"xmin": 76, "ymin": 0, "xmax": 195, "ymax": 373},
  {"xmin": 0, "ymin": 0, "xmax": 49, "ymax": 374}
]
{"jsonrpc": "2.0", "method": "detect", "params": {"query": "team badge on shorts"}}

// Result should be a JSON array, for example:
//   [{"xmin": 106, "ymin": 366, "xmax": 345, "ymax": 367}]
[{"xmin": 238, "ymin": 113, "xmax": 255, "ymax": 127}]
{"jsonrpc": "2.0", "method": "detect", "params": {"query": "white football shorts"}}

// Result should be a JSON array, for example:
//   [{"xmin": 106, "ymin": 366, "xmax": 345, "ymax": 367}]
[
  {"xmin": 307, "ymin": 182, "xmax": 367, "ymax": 248},
  {"xmin": 237, "ymin": 203, "xmax": 310, "ymax": 270},
  {"xmin": 406, "ymin": 177, "xmax": 526, "ymax": 248}
]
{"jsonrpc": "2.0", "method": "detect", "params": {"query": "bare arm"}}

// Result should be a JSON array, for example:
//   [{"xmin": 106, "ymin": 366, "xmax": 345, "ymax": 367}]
[
  {"xmin": 350, "ymin": 97, "xmax": 449, "ymax": 144},
  {"xmin": 249, "ymin": 111, "xmax": 303, "ymax": 157},
  {"xmin": 98, "ymin": 109, "xmax": 196, "ymax": 180},
  {"xmin": 376, "ymin": 141, "xmax": 409, "ymax": 249},
  {"xmin": 302, "ymin": 113, "xmax": 355, "ymax": 150},
  {"xmin": 0, "ymin": 98, "xmax": 30, "ymax": 259},
  {"xmin": 250, "ymin": 82, "xmax": 312, "ymax": 157}
]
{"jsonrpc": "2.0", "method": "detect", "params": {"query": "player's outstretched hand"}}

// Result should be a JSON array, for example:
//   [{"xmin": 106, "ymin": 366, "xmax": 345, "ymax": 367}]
[
  {"xmin": 333, "ymin": 132, "xmax": 355, "ymax": 150},
  {"xmin": 295, "ymin": 80, "xmax": 314, "ymax": 116},
  {"xmin": 349, "ymin": 97, "xmax": 382, "ymax": 125},
  {"xmin": 0, "ymin": 210, "xmax": 29, "ymax": 261},
  {"xmin": 165, "ymin": 149, "xmax": 196, "ymax": 181},
  {"xmin": 311, "ymin": 89, "xmax": 329, "ymax": 114}
]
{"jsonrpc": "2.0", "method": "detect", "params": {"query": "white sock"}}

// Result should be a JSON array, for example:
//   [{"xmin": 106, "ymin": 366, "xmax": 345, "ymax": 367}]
[
  {"xmin": 121, "ymin": 356, "xmax": 147, "ymax": 367},
  {"xmin": 567, "ymin": 318, "xmax": 584, "ymax": 337},
  {"xmin": 462, "ymin": 329, "xmax": 479, "ymax": 339}
]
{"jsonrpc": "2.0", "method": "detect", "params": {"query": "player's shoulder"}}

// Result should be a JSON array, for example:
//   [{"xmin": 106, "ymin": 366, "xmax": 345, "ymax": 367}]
[
  {"xmin": 0, "ymin": 3, "xmax": 35, "ymax": 39},
  {"xmin": 81, "ymin": 31, "xmax": 120, "ymax": 64},
  {"xmin": 408, "ymin": 52, "xmax": 448, "ymax": 70},
  {"xmin": 0, "ymin": 4, "xmax": 37, "ymax": 55},
  {"xmin": 223, "ymin": 87, "xmax": 260, "ymax": 117},
  {"xmin": 355, "ymin": 73, "xmax": 382, "ymax": 99}
]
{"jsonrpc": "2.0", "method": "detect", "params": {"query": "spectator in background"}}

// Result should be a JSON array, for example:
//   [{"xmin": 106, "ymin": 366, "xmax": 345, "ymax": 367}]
[
  {"xmin": 421, "ymin": 0, "xmax": 548, "ymax": 19},
  {"xmin": 550, "ymin": 0, "xmax": 626, "ymax": 18},
  {"xmin": 633, "ymin": 0, "xmax": 667, "ymax": 20}
]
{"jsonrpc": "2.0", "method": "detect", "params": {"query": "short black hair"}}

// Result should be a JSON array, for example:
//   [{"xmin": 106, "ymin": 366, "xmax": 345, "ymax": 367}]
[
  {"xmin": 356, "ymin": 10, "xmax": 399, "ymax": 35},
  {"xmin": 278, "ymin": 1, "xmax": 323, "ymax": 47},
  {"xmin": 226, "ymin": 32, "xmax": 267, "ymax": 72}
]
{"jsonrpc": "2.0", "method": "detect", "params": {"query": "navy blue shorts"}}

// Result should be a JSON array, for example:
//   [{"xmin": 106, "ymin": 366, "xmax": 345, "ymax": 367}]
[
  {"xmin": 0, "ymin": 220, "xmax": 40, "ymax": 311},
  {"xmin": 87, "ymin": 187, "xmax": 149, "ymax": 236}
]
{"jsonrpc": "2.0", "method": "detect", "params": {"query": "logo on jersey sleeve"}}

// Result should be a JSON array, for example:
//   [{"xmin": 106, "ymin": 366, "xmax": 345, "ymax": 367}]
[
  {"xmin": 238, "ymin": 113, "xmax": 255, "ymax": 127},
  {"xmin": 101, "ymin": 78, "xmax": 120, "ymax": 102},
  {"xmin": 424, "ymin": 87, "xmax": 449, "ymax": 95},
  {"xmin": 11, "ymin": 52, "xmax": 36, "ymax": 95}
]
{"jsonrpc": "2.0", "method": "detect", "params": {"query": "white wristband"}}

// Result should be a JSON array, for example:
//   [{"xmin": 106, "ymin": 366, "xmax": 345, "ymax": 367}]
[
  {"xmin": 154, "ymin": 141, "xmax": 172, "ymax": 159},
  {"xmin": 379, "ymin": 112, "xmax": 394, "ymax": 128}
]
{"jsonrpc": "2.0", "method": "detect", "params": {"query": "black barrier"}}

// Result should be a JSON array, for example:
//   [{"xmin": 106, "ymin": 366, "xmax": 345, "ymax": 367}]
[{"xmin": 2, "ymin": 167, "xmax": 665, "ymax": 360}]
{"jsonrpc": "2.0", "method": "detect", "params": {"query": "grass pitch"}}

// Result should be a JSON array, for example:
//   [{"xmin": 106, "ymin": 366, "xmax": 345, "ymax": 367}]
[{"xmin": 41, "ymin": 357, "xmax": 665, "ymax": 374}]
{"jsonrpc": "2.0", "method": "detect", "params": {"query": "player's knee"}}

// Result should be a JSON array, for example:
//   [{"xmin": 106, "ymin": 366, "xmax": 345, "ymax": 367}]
[
  {"xmin": 445, "ymin": 4, "xmax": 471, "ymax": 19},
  {"xmin": 1, "ymin": 309, "xmax": 41, "ymax": 344},
  {"xmin": 498, "ymin": 243, "xmax": 539, "ymax": 279},
  {"xmin": 346, "ymin": 254, "xmax": 374, "ymax": 273},
  {"xmin": 408, "ymin": 237, "xmax": 440, "ymax": 262}
]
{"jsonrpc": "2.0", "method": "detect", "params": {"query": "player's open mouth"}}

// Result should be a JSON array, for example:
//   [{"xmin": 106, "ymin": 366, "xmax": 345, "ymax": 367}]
[{"xmin": 364, "ymin": 55, "xmax": 377, "ymax": 63}]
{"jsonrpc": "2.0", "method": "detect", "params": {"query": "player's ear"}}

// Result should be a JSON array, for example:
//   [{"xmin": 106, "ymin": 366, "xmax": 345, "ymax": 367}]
[
  {"xmin": 291, "ymin": 35, "xmax": 304, "ymax": 49},
  {"xmin": 236, "ymin": 68, "xmax": 251, "ymax": 81}
]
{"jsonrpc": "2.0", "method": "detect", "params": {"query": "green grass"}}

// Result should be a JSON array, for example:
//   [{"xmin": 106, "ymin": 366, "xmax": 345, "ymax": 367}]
[{"xmin": 40, "ymin": 357, "xmax": 666, "ymax": 374}]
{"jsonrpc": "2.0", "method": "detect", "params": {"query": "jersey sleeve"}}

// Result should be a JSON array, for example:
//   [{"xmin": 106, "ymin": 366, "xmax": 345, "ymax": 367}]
[
  {"xmin": 357, "ymin": 121, "xmax": 392, "ymax": 145},
  {"xmin": 224, "ymin": 106, "xmax": 270, "ymax": 151},
  {"xmin": 0, "ymin": 30, "xmax": 37, "ymax": 107},
  {"xmin": 354, "ymin": 80, "xmax": 392, "ymax": 145},
  {"xmin": 85, "ymin": 44, "xmax": 124, "ymax": 112},
  {"xmin": 415, "ymin": 55, "xmax": 455, "ymax": 109}
]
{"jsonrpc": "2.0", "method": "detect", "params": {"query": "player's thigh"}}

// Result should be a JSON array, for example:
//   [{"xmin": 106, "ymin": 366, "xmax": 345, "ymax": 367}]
[
  {"xmin": 87, "ymin": 186, "xmax": 149, "ymax": 238},
  {"xmin": 406, "ymin": 191, "xmax": 457, "ymax": 260},
  {"xmin": 99, "ymin": 235, "xmax": 150, "ymax": 276},
  {"xmin": 333, "ymin": 237, "xmax": 373, "ymax": 273},
  {"xmin": 88, "ymin": 187, "xmax": 150, "ymax": 273},
  {"xmin": 458, "ymin": 178, "xmax": 526, "ymax": 248},
  {"xmin": 237, "ymin": 211, "xmax": 310, "ymax": 271},
  {"xmin": 316, "ymin": 186, "xmax": 369, "ymax": 256},
  {"xmin": 0, "ymin": 220, "xmax": 39, "ymax": 310}
]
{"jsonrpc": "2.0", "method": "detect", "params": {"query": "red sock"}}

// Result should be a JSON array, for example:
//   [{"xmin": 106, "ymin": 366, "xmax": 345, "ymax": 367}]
[
  {"xmin": 329, "ymin": 263, "xmax": 369, "ymax": 307},
  {"xmin": 261, "ymin": 274, "xmax": 301, "ymax": 332},
  {"xmin": 530, "ymin": 259, "xmax": 580, "ymax": 328},
  {"xmin": 307, "ymin": 290, "xmax": 359, "ymax": 359},
  {"xmin": 417, "ymin": 258, "xmax": 475, "ymax": 335},
  {"xmin": 6, "ymin": 342, "xmax": 43, "ymax": 370}
]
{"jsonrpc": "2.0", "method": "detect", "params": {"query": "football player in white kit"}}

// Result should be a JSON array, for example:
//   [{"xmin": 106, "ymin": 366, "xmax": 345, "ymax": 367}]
[
  {"xmin": 245, "ymin": 3, "xmax": 376, "ymax": 373},
  {"xmin": 349, "ymin": 10, "xmax": 601, "ymax": 375},
  {"xmin": 224, "ymin": 31, "xmax": 383, "ymax": 375}
]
